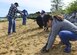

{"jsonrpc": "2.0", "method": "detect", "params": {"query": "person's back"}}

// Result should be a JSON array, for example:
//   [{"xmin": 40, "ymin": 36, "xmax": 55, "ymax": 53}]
[
  {"xmin": 52, "ymin": 18, "xmax": 77, "ymax": 35},
  {"xmin": 22, "ymin": 9, "xmax": 28, "ymax": 17}
]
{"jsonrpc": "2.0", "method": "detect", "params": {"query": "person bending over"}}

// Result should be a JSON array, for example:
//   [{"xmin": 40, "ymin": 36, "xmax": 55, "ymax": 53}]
[{"xmin": 41, "ymin": 15, "xmax": 77, "ymax": 53}]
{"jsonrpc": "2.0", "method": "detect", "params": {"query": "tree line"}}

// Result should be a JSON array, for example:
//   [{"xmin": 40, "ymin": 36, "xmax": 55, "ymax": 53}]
[{"xmin": 4, "ymin": 0, "xmax": 77, "ymax": 19}]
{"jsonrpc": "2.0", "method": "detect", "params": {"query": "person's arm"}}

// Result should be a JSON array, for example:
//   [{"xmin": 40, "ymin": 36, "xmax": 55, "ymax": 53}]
[
  {"xmin": 16, "ymin": 9, "xmax": 22, "ymax": 15},
  {"xmin": 13, "ymin": 6, "xmax": 22, "ymax": 15},
  {"xmin": 26, "ymin": 11, "xmax": 28, "ymax": 16},
  {"xmin": 46, "ymin": 22, "xmax": 61, "ymax": 50}
]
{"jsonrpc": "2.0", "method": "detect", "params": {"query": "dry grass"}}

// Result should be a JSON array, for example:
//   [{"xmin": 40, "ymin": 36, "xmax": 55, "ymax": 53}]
[{"xmin": 0, "ymin": 19, "xmax": 77, "ymax": 55}]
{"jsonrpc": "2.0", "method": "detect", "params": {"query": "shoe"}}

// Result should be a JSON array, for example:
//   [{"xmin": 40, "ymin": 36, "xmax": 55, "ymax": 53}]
[
  {"xmin": 41, "ymin": 45, "xmax": 49, "ymax": 53},
  {"xmin": 13, "ymin": 31, "xmax": 16, "ymax": 33},
  {"xmin": 8, "ymin": 33, "xmax": 11, "ymax": 35},
  {"xmin": 64, "ymin": 46, "xmax": 71, "ymax": 53},
  {"xmin": 8, "ymin": 33, "xmax": 12, "ymax": 37},
  {"xmin": 41, "ymin": 48, "xmax": 49, "ymax": 53}
]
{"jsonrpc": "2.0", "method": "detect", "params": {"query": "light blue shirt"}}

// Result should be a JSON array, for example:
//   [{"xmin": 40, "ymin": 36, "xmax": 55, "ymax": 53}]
[{"xmin": 46, "ymin": 19, "xmax": 77, "ymax": 50}]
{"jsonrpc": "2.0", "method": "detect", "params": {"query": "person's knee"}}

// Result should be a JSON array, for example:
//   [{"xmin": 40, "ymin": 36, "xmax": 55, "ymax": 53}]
[
  {"xmin": 59, "ymin": 31, "xmax": 64, "ymax": 37},
  {"xmin": 59, "ymin": 31, "xmax": 67, "ymax": 38}
]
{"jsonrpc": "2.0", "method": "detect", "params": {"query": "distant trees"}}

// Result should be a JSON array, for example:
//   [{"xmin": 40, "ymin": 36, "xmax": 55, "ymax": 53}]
[
  {"xmin": 65, "ymin": 0, "xmax": 77, "ymax": 14},
  {"xmin": 27, "ymin": 12, "xmax": 51, "ymax": 19},
  {"xmin": 27, "ymin": 13, "xmax": 37, "ymax": 19},
  {"xmin": 51, "ymin": 0, "xmax": 64, "ymax": 14}
]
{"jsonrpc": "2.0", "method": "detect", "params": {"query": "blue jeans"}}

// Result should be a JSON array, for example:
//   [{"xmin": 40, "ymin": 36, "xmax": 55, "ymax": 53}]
[
  {"xmin": 59, "ymin": 30, "xmax": 77, "ymax": 46},
  {"xmin": 8, "ymin": 16, "xmax": 16, "ymax": 34},
  {"xmin": 22, "ymin": 16, "xmax": 27, "ymax": 25}
]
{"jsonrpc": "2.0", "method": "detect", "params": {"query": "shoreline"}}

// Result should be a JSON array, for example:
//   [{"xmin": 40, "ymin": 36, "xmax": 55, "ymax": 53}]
[{"xmin": 0, "ymin": 18, "xmax": 22, "ymax": 22}]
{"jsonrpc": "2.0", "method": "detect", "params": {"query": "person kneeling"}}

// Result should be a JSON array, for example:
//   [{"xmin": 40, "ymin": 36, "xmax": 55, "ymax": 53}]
[{"xmin": 41, "ymin": 15, "xmax": 77, "ymax": 53}]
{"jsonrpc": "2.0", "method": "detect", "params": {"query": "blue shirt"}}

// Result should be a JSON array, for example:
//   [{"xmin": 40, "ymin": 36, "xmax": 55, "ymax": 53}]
[{"xmin": 22, "ymin": 10, "xmax": 28, "ymax": 17}]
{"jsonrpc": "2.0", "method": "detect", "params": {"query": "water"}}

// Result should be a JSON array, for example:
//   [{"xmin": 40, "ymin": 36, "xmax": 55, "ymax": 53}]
[{"xmin": 0, "ymin": 17, "xmax": 7, "ymax": 20}]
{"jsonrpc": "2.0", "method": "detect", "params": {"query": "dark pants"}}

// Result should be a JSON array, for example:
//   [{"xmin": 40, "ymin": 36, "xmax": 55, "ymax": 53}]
[
  {"xmin": 8, "ymin": 16, "xmax": 16, "ymax": 34},
  {"xmin": 59, "ymin": 30, "xmax": 77, "ymax": 52},
  {"xmin": 22, "ymin": 16, "xmax": 27, "ymax": 25},
  {"xmin": 37, "ymin": 21, "xmax": 43, "ymax": 28}
]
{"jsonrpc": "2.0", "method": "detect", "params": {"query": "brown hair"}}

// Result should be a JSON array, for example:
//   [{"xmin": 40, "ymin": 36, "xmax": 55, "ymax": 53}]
[{"xmin": 53, "ymin": 15, "xmax": 64, "ymax": 21}]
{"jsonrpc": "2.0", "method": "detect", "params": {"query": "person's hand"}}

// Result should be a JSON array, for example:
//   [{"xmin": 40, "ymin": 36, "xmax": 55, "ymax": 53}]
[
  {"xmin": 41, "ymin": 45, "xmax": 49, "ymax": 53},
  {"xmin": 20, "ymin": 12, "xmax": 23, "ymax": 15},
  {"xmin": 22, "ymin": 13, "xmax": 24, "ymax": 15}
]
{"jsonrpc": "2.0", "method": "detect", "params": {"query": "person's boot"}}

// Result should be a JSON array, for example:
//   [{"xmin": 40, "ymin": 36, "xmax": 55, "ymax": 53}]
[
  {"xmin": 64, "ymin": 45, "xmax": 71, "ymax": 53},
  {"xmin": 8, "ymin": 33, "xmax": 11, "ymax": 35},
  {"xmin": 41, "ymin": 43, "xmax": 49, "ymax": 53},
  {"xmin": 13, "ymin": 31, "xmax": 16, "ymax": 33}
]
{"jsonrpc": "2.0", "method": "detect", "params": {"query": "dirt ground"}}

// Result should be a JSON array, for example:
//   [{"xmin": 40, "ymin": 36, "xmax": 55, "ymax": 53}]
[{"xmin": 0, "ymin": 19, "xmax": 77, "ymax": 55}]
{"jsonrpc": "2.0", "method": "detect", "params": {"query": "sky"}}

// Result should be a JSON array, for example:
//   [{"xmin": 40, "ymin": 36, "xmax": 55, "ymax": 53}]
[{"xmin": 0, "ymin": 0, "xmax": 76, "ymax": 17}]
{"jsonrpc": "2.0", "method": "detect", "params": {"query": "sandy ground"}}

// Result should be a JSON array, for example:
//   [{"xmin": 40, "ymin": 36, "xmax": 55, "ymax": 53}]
[{"xmin": 0, "ymin": 19, "xmax": 77, "ymax": 55}]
